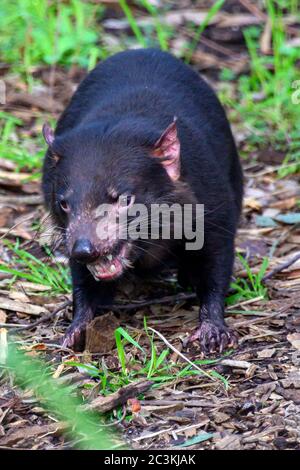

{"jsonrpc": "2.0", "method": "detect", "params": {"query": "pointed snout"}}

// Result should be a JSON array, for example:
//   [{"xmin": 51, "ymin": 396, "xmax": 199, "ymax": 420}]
[{"xmin": 71, "ymin": 238, "xmax": 99, "ymax": 264}]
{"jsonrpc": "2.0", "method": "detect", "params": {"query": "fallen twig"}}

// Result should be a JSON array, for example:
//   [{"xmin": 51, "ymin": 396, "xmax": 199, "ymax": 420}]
[
  {"xmin": 83, "ymin": 380, "xmax": 153, "ymax": 413},
  {"xmin": 100, "ymin": 292, "xmax": 197, "ymax": 311},
  {"xmin": 0, "ymin": 296, "xmax": 49, "ymax": 316}
]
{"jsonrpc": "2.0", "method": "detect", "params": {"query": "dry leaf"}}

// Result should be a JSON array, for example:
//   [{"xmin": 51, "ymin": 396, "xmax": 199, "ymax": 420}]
[
  {"xmin": 271, "ymin": 197, "xmax": 297, "ymax": 210},
  {"xmin": 31, "ymin": 343, "xmax": 47, "ymax": 351},
  {"xmin": 244, "ymin": 197, "xmax": 262, "ymax": 211},
  {"xmin": 184, "ymin": 427, "xmax": 197, "ymax": 438},
  {"xmin": 9, "ymin": 291, "xmax": 30, "ymax": 303},
  {"xmin": 287, "ymin": 333, "xmax": 300, "ymax": 350},
  {"xmin": 128, "ymin": 398, "xmax": 141, "ymax": 413}
]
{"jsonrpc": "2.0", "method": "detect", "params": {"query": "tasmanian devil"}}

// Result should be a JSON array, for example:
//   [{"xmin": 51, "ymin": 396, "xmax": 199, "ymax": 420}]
[{"xmin": 42, "ymin": 48, "xmax": 243, "ymax": 353}]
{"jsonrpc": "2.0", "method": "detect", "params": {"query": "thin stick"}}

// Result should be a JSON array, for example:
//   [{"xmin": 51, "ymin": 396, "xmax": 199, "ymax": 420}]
[
  {"xmin": 9, "ymin": 300, "xmax": 71, "ymax": 333},
  {"xmin": 147, "ymin": 326, "xmax": 217, "ymax": 383},
  {"xmin": 99, "ymin": 292, "xmax": 197, "ymax": 311},
  {"xmin": 263, "ymin": 251, "xmax": 300, "ymax": 282},
  {"xmin": 238, "ymin": 0, "xmax": 266, "ymax": 20},
  {"xmin": 233, "ymin": 302, "xmax": 294, "ymax": 328},
  {"xmin": 0, "ymin": 323, "xmax": 28, "ymax": 328},
  {"xmin": 132, "ymin": 421, "xmax": 210, "ymax": 442}
]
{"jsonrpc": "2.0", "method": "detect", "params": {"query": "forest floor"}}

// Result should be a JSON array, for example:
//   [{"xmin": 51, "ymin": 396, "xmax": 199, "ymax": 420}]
[{"xmin": 0, "ymin": 0, "xmax": 300, "ymax": 450}]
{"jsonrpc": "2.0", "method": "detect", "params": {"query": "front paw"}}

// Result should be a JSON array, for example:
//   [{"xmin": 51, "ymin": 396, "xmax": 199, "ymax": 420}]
[
  {"xmin": 187, "ymin": 320, "xmax": 238, "ymax": 354},
  {"xmin": 62, "ymin": 319, "xmax": 89, "ymax": 351}
]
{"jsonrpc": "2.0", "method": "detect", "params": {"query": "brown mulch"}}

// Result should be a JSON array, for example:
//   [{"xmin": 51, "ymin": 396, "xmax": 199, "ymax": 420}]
[{"xmin": 0, "ymin": 0, "xmax": 300, "ymax": 451}]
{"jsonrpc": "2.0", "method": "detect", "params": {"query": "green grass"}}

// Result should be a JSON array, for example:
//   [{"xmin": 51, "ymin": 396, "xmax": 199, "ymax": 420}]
[
  {"xmin": 119, "ymin": 0, "xmax": 225, "ymax": 60},
  {"xmin": 66, "ymin": 319, "xmax": 229, "ymax": 406},
  {"xmin": 0, "ymin": 240, "xmax": 71, "ymax": 294},
  {"xmin": 0, "ymin": 111, "xmax": 44, "ymax": 172},
  {"xmin": 0, "ymin": 0, "xmax": 106, "ymax": 82},
  {"xmin": 138, "ymin": 0, "xmax": 170, "ymax": 51},
  {"xmin": 227, "ymin": 255, "xmax": 269, "ymax": 305},
  {"xmin": 220, "ymin": 0, "xmax": 300, "ymax": 175},
  {"xmin": 119, "ymin": 0, "xmax": 174, "ymax": 50},
  {"xmin": 185, "ymin": 0, "xmax": 225, "ymax": 63}
]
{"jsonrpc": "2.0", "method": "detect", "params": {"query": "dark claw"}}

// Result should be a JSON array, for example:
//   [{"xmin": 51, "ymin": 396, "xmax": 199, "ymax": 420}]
[
  {"xmin": 220, "ymin": 332, "xmax": 228, "ymax": 354},
  {"xmin": 228, "ymin": 330, "xmax": 238, "ymax": 349},
  {"xmin": 209, "ymin": 336, "xmax": 217, "ymax": 354},
  {"xmin": 62, "ymin": 320, "xmax": 88, "ymax": 351},
  {"xmin": 186, "ymin": 319, "xmax": 238, "ymax": 354}
]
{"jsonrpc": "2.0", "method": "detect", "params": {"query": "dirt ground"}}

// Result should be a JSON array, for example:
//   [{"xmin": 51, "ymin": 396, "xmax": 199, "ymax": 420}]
[{"xmin": 0, "ymin": 1, "xmax": 300, "ymax": 450}]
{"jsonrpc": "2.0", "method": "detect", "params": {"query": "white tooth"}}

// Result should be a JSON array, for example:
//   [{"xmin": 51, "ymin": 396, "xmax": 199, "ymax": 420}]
[
  {"xmin": 107, "ymin": 254, "xmax": 113, "ymax": 261},
  {"xmin": 110, "ymin": 264, "xmax": 116, "ymax": 273},
  {"xmin": 87, "ymin": 265, "xmax": 100, "ymax": 281}
]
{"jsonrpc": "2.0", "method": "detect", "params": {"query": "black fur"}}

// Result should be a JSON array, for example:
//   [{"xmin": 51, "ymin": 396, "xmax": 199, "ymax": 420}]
[{"xmin": 42, "ymin": 48, "xmax": 243, "ymax": 352}]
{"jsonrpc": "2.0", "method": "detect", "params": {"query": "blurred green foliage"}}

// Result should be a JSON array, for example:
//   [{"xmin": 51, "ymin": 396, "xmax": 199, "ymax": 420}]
[{"xmin": 1, "ymin": 342, "xmax": 122, "ymax": 449}]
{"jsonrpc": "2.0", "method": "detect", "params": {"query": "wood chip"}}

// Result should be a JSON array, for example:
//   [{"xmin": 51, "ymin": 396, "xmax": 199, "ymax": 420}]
[
  {"xmin": 0, "ymin": 195, "xmax": 43, "ymax": 206},
  {"xmin": 0, "ymin": 170, "xmax": 32, "ymax": 181},
  {"xmin": 257, "ymin": 348, "xmax": 276, "ymax": 358},
  {"xmin": 0, "ymin": 422, "xmax": 66, "ymax": 446},
  {"xmin": 215, "ymin": 433, "xmax": 242, "ymax": 450},
  {"xmin": 219, "ymin": 359, "xmax": 252, "ymax": 369}
]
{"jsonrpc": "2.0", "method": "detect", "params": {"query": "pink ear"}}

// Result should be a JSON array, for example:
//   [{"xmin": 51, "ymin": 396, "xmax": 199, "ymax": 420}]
[
  {"xmin": 153, "ymin": 117, "xmax": 180, "ymax": 181},
  {"xmin": 42, "ymin": 123, "xmax": 55, "ymax": 147}
]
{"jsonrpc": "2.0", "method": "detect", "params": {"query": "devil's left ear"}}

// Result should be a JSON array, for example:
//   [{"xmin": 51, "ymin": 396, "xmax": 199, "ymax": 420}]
[
  {"xmin": 152, "ymin": 117, "xmax": 180, "ymax": 181},
  {"xmin": 42, "ymin": 123, "xmax": 55, "ymax": 147},
  {"xmin": 42, "ymin": 123, "xmax": 61, "ymax": 164}
]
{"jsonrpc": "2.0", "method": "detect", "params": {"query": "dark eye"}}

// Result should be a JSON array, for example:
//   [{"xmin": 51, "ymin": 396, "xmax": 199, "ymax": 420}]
[
  {"xmin": 60, "ymin": 199, "xmax": 70, "ymax": 213},
  {"xmin": 120, "ymin": 194, "xmax": 135, "ymax": 207},
  {"xmin": 109, "ymin": 194, "xmax": 119, "ymax": 204}
]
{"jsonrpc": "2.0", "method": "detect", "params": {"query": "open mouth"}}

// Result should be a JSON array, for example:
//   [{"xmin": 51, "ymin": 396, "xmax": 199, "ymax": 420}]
[{"xmin": 87, "ymin": 244, "xmax": 131, "ymax": 281}]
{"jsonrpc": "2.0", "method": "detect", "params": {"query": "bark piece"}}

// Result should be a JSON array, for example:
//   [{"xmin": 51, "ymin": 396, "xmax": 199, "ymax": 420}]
[
  {"xmin": 85, "ymin": 313, "xmax": 120, "ymax": 353},
  {"xmin": 83, "ymin": 380, "xmax": 153, "ymax": 413}
]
